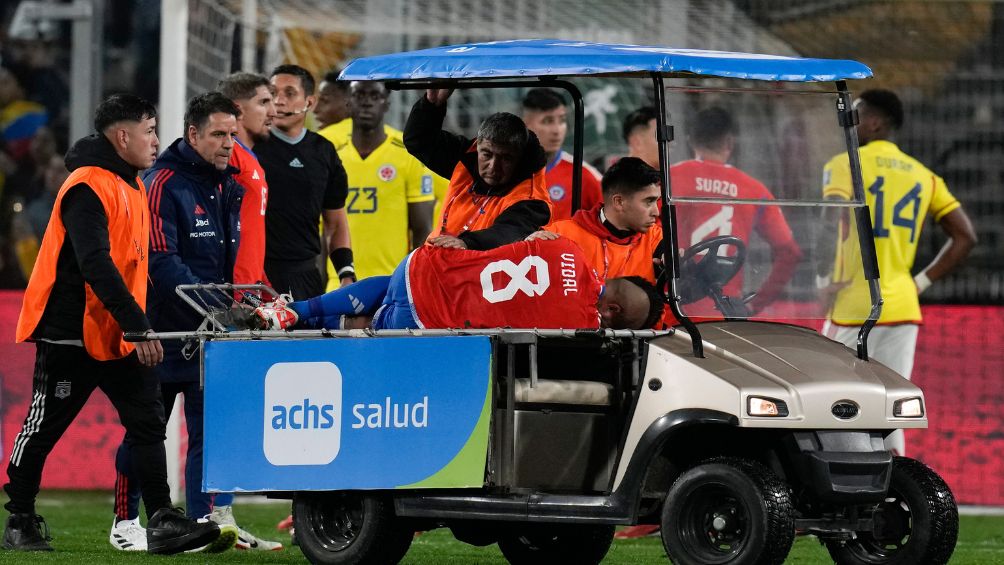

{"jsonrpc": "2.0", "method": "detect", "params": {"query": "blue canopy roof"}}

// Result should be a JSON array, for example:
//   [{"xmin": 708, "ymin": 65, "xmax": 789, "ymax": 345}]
[{"xmin": 341, "ymin": 39, "xmax": 872, "ymax": 83}]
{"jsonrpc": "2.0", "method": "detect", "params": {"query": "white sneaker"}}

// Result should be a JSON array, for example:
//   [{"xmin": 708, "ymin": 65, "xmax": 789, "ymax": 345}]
[
  {"xmin": 109, "ymin": 517, "xmax": 147, "ymax": 551},
  {"xmin": 209, "ymin": 505, "xmax": 284, "ymax": 551}
]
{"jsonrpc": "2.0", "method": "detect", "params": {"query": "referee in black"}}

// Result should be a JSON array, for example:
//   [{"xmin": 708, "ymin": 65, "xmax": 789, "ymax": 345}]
[{"xmin": 257, "ymin": 64, "xmax": 353, "ymax": 299}]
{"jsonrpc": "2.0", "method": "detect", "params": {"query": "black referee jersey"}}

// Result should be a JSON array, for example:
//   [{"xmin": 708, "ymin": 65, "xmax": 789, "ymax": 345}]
[{"xmin": 256, "ymin": 128, "xmax": 348, "ymax": 265}]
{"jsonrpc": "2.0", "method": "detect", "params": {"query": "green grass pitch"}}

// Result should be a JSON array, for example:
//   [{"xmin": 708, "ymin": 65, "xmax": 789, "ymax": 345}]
[{"xmin": 0, "ymin": 492, "xmax": 1001, "ymax": 563}]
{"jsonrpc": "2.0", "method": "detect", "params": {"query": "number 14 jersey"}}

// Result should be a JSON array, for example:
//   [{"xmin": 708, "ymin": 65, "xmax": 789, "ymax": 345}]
[{"xmin": 823, "ymin": 139, "xmax": 960, "ymax": 324}]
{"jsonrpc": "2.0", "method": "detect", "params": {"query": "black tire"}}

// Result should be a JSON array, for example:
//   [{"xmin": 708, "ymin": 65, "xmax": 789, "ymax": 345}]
[
  {"xmin": 825, "ymin": 456, "xmax": 959, "ymax": 565},
  {"xmin": 293, "ymin": 492, "xmax": 413, "ymax": 565},
  {"xmin": 497, "ymin": 523, "xmax": 614, "ymax": 565},
  {"xmin": 661, "ymin": 456, "xmax": 794, "ymax": 565}
]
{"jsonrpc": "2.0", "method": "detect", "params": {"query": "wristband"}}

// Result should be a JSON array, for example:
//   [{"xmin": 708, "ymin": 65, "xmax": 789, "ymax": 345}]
[
  {"xmin": 329, "ymin": 247, "xmax": 356, "ymax": 282},
  {"xmin": 914, "ymin": 271, "xmax": 932, "ymax": 294},
  {"xmin": 815, "ymin": 274, "xmax": 832, "ymax": 289}
]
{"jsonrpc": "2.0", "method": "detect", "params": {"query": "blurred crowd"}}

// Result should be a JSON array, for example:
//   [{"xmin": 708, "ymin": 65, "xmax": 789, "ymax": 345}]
[{"xmin": 0, "ymin": 0, "xmax": 159, "ymax": 288}]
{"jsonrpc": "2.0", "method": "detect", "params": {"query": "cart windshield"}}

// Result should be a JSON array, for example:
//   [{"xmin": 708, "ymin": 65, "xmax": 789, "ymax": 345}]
[{"xmin": 663, "ymin": 82, "xmax": 873, "ymax": 327}]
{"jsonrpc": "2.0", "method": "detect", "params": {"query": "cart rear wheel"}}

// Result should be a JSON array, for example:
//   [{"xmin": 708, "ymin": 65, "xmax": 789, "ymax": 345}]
[
  {"xmin": 497, "ymin": 523, "xmax": 614, "ymax": 565},
  {"xmin": 293, "ymin": 492, "xmax": 412, "ymax": 565},
  {"xmin": 661, "ymin": 457, "xmax": 793, "ymax": 565},
  {"xmin": 825, "ymin": 457, "xmax": 958, "ymax": 565}
]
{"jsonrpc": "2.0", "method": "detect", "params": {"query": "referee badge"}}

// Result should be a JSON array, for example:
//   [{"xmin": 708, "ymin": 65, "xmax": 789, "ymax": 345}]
[
  {"xmin": 379, "ymin": 164, "xmax": 397, "ymax": 182},
  {"xmin": 55, "ymin": 380, "xmax": 71, "ymax": 399}
]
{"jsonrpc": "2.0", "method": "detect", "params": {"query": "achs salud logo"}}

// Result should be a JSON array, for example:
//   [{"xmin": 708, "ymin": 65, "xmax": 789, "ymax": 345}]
[{"xmin": 263, "ymin": 362, "xmax": 342, "ymax": 466}]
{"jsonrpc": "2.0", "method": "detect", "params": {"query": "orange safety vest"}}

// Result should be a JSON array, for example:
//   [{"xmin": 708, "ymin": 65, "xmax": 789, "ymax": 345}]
[
  {"xmin": 17, "ymin": 166, "xmax": 150, "ymax": 360},
  {"xmin": 547, "ymin": 210, "xmax": 677, "ymax": 329},
  {"xmin": 430, "ymin": 144, "xmax": 551, "ymax": 238},
  {"xmin": 546, "ymin": 214, "xmax": 662, "ymax": 284}
]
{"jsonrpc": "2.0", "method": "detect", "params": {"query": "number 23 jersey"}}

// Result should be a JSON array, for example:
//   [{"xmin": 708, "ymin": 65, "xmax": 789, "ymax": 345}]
[
  {"xmin": 333, "ymin": 134, "xmax": 434, "ymax": 281},
  {"xmin": 823, "ymin": 139, "xmax": 960, "ymax": 324}
]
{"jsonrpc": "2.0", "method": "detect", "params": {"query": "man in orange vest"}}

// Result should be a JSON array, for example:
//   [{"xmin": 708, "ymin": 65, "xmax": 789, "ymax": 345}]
[
  {"xmin": 404, "ymin": 88, "xmax": 551, "ymax": 251},
  {"xmin": 528, "ymin": 157, "xmax": 663, "ymax": 285},
  {"xmin": 3, "ymin": 94, "xmax": 224, "ymax": 555}
]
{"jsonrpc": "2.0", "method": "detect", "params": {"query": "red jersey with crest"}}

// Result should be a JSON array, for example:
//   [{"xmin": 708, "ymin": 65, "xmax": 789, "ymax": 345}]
[
  {"xmin": 545, "ymin": 151, "xmax": 604, "ymax": 221},
  {"xmin": 408, "ymin": 238, "xmax": 602, "ymax": 329},
  {"xmin": 669, "ymin": 158, "xmax": 798, "ymax": 310},
  {"xmin": 230, "ymin": 139, "xmax": 269, "ymax": 285}
]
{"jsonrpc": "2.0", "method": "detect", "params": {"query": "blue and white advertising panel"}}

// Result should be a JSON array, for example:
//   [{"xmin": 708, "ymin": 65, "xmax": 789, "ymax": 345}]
[{"xmin": 203, "ymin": 336, "xmax": 492, "ymax": 492}]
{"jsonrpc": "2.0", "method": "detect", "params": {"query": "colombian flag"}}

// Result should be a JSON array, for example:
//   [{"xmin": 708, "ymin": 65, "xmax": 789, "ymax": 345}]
[{"xmin": 1, "ymin": 100, "xmax": 48, "ymax": 161}]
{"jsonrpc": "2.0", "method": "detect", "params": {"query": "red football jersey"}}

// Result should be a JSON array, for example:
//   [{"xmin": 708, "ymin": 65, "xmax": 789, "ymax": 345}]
[
  {"xmin": 408, "ymin": 238, "xmax": 602, "ymax": 329},
  {"xmin": 545, "ymin": 151, "xmax": 603, "ymax": 221},
  {"xmin": 230, "ymin": 139, "xmax": 269, "ymax": 285},
  {"xmin": 670, "ymin": 158, "xmax": 796, "ymax": 299}
]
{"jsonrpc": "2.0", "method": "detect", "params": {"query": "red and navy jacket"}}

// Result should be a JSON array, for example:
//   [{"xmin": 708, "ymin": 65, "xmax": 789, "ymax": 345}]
[{"xmin": 144, "ymin": 138, "xmax": 243, "ymax": 381}]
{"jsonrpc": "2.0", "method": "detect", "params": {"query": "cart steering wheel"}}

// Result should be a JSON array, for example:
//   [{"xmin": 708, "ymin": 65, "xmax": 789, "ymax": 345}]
[{"xmin": 676, "ymin": 235, "xmax": 747, "ymax": 304}]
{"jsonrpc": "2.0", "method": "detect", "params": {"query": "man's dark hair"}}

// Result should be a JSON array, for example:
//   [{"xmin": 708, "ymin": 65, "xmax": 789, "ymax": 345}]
[
  {"xmin": 522, "ymin": 88, "xmax": 566, "ymax": 112},
  {"xmin": 271, "ymin": 64, "xmax": 316, "ymax": 95},
  {"xmin": 217, "ymin": 72, "xmax": 270, "ymax": 101},
  {"xmin": 94, "ymin": 93, "xmax": 158, "ymax": 132},
  {"xmin": 690, "ymin": 106, "xmax": 736, "ymax": 150},
  {"xmin": 322, "ymin": 68, "xmax": 350, "ymax": 93},
  {"xmin": 184, "ymin": 91, "xmax": 239, "ymax": 133},
  {"xmin": 859, "ymin": 89, "xmax": 904, "ymax": 130},
  {"xmin": 601, "ymin": 156, "xmax": 661, "ymax": 197},
  {"xmin": 622, "ymin": 106, "xmax": 658, "ymax": 143},
  {"xmin": 622, "ymin": 275, "xmax": 666, "ymax": 329},
  {"xmin": 477, "ymin": 112, "xmax": 529, "ymax": 153}
]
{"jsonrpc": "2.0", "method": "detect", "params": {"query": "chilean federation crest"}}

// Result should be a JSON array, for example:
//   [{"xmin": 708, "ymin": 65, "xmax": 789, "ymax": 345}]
[
  {"xmin": 55, "ymin": 380, "xmax": 71, "ymax": 400},
  {"xmin": 548, "ymin": 184, "xmax": 566, "ymax": 202}
]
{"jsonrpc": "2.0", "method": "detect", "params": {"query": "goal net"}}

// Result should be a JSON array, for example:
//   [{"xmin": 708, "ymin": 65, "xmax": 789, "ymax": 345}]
[{"xmin": 178, "ymin": 0, "xmax": 796, "ymax": 166}]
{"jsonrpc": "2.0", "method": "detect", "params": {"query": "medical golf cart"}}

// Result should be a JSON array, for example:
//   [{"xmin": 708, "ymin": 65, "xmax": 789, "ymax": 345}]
[{"xmin": 141, "ymin": 40, "xmax": 959, "ymax": 565}]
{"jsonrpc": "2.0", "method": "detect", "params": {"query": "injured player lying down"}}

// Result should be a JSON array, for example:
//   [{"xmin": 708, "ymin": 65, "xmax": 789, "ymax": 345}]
[{"xmin": 254, "ymin": 237, "xmax": 664, "ymax": 331}]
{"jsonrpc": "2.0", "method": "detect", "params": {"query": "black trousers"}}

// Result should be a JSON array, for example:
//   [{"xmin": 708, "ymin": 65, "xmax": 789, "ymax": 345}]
[
  {"xmin": 4, "ymin": 342, "xmax": 172, "ymax": 519},
  {"xmin": 265, "ymin": 261, "xmax": 324, "ymax": 301}
]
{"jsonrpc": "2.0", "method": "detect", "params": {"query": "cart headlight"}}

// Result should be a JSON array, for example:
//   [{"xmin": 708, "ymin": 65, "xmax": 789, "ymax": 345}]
[
  {"xmin": 893, "ymin": 397, "xmax": 924, "ymax": 418},
  {"xmin": 747, "ymin": 396, "xmax": 789, "ymax": 417}
]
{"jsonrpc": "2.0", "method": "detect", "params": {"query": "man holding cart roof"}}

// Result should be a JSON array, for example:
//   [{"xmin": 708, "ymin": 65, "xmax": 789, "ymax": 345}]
[{"xmin": 404, "ymin": 88, "xmax": 552, "ymax": 250}]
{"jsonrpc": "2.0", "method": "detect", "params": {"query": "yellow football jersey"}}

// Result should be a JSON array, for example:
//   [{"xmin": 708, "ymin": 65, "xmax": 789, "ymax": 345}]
[
  {"xmin": 325, "ymin": 134, "xmax": 434, "ymax": 290},
  {"xmin": 319, "ymin": 119, "xmax": 398, "ymax": 145},
  {"xmin": 823, "ymin": 140, "xmax": 960, "ymax": 324}
]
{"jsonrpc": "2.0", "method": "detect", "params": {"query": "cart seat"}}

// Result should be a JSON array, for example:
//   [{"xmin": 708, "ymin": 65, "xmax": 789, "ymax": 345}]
[{"xmin": 514, "ymin": 379, "xmax": 613, "ymax": 406}]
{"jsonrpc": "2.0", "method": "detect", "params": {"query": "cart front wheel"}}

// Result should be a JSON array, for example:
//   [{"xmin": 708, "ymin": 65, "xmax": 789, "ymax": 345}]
[
  {"xmin": 661, "ymin": 456, "xmax": 794, "ymax": 565},
  {"xmin": 825, "ymin": 456, "xmax": 958, "ymax": 565}
]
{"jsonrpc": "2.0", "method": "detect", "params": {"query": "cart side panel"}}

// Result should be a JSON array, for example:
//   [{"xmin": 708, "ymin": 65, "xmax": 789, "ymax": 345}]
[{"xmin": 203, "ymin": 336, "xmax": 492, "ymax": 492}]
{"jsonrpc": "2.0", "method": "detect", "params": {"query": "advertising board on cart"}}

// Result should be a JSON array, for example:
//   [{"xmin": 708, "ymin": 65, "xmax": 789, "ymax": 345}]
[{"xmin": 202, "ymin": 336, "xmax": 492, "ymax": 492}]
